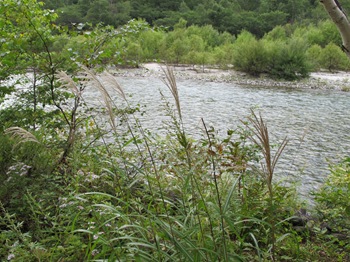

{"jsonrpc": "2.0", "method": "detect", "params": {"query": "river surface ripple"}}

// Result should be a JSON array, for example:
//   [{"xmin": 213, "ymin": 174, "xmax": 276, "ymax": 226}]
[{"xmin": 103, "ymin": 76, "xmax": 350, "ymax": 199}]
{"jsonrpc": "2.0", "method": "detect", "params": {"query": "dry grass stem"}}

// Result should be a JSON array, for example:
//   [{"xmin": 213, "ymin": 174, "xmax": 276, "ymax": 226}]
[
  {"xmin": 56, "ymin": 71, "xmax": 80, "ymax": 97},
  {"xmin": 5, "ymin": 127, "xmax": 40, "ymax": 147},
  {"xmin": 81, "ymin": 66, "xmax": 117, "ymax": 131},
  {"xmin": 162, "ymin": 66, "xmax": 182, "ymax": 120},
  {"xmin": 101, "ymin": 71, "xmax": 126, "ymax": 101},
  {"xmin": 244, "ymin": 110, "xmax": 288, "ymax": 259},
  {"xmin": 245, "ymin": 110, "xmax": 288, "ymax": 185}
]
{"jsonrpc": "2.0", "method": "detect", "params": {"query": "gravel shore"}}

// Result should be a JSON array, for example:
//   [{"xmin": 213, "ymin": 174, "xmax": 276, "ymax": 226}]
[{"xmin": 112, "ymin": 63, "xmax": 350, "ymax": 91}]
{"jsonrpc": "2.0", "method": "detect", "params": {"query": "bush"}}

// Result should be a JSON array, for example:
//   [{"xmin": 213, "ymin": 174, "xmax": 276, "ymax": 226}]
[
  {"xmin": 233, "ymin": 31, "xmax": 310, "ymax": 80},
  {"xmin": 0, "ymin": 134, "xmax": 13, "ymax": 175},
  {"xmin": 232, "ymin": 31, "xmax": 267, "ymax": 76},
  {"xmin": 292, "ymin": 21, "xmax": 341, "ymax": 48},
  {"xmin": 318, "ymin": 20, "xmax": 342, "ymax": 47},
  {"xmin": 213, "ymin": 43, "xmax": 235, "ymax": 68},
  {"xmin": 306, "ymin": 44, "xmax": 323, "ymax": 71},
  {"xmin": 263, "ymin": 25, "xmax": 288, "ymax": 41},
  {"xmin": 139, "ymin": 29, "xmax": 165, "ymax": 61},
  {"xmin": 313, "ymin": 158, "xmax": 350, "ymax": 258},
  {"xmin": 320, "ymin": 43, "xmax": 350, "ymax": 72},
  {"xmin": 314, "ymin": 158, "xmax": 350, "ymax": 230},
  {"xmin": 265, "ymin": 38, "xmax": 310, "ymax": 80}
]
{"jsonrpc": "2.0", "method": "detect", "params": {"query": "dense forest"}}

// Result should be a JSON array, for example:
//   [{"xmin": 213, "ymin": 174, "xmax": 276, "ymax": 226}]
[
  {"xmin": 43, "ymin": 0, "xmax": 332, "ymax": 36},
  {"xmin": 1, "ymin": 0, "xmax": 350, "ymax": 261}
]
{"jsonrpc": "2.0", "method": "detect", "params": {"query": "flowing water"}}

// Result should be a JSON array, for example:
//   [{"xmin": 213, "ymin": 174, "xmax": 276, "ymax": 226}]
[
  {"xmin": 4, "ymin": 73, "xmax": 349, "ymax": 200},
  {"xmin": 109, "ymin": 76, "xmax": 350, "ymax": 199}
]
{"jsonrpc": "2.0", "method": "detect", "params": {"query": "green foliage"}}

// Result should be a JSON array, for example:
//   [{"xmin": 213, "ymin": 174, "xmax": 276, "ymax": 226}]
[
  {"xmin": 185, "ymin": 24, "xmax": 234, "ymax": 47},
  {"xmin": 263, "ymin": 25, "xmax": 288, "ymax": 41},
  {"xmin": 0, "ymin": 135, "xmax": 13, "ymax": 174},
  {"xmin": 55, "ymin": 0, "xmax": 132, "ymax": 27},
  {"xmin": 319, "ymin": 43, "xmax": 350, "ymax": 72},
  {"xmin": 306, "ymin": 44, "xmax": 323, "ymax": 71},
  {"xmin": 232, "ymin": 31, "xmax": 267, "ymax": 76},
  {"xmin": 232, "ymin": 31, "xmax": 310, "ymax": 80},
  {"xmin": 318, "ymin": 20, "xmax": 342, "ymax": 47},
  {"xmin": 41, "ymin": 0, "xmax": 329, "ymax": 38},
  {"xmin": 313, "ymin": 158, "xmax": 350, "ymax": 256},
  {"xmin": 155, "ymin": 19, "xmax": 230, "ymax": 66},
  {"xmin": 315, "ymin": 158, "xmax": 350, "ymax": 226},
  {"xmin": 0, "ymin": 0, "xmax": 58, "ymax": 78},
  {"xmin": 138, "ymin": 29, "xmax": 166, "ymax": 61},
  {"xmin": 265, "ymin": 38, "xmax": 310, "ymax": 80},
  {"xmin": 292, "ymin": 20, "xmax": 341, "ymax": 48},
  {"xmin": 213, "ymin": 43, "xmax": 235, "ymax": 69},
  {"xmin": 64, "ymin": 24, "xmax": 122, "ymax": 68},
  {"xmin": 1, "ymin": 1, "xmax": 350, "ymax": 260},
  {"xmin": 0, "ymin": 66, "xmax": 348, "ymax": 261}
]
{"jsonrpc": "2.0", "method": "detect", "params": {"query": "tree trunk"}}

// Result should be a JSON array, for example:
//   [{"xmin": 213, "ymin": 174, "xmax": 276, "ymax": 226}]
[{"xmin": 321, "ymin": 0, "xmax": 350, "ymax": 59}]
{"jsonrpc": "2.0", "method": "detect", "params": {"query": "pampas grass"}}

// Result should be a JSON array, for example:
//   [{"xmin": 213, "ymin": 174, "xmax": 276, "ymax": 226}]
[
  {"xmin": 5, "ymin": 127, "xmax": 40, "ymax": 147},
  {"xmin": 244, "ymin": 109, "xmax": 288, "ymax": 260},
  {"xmin": 80, "ymin": 66, "xmax": 118, "ymax": 132},
  {"xmin": 162, "ymin": 66, "xmax": 182, "ymax": 121},
  {"xmin": 245, "ymin": 109, "xmax": 288, "ymax": 191},
  {"xmin": 100, "ymin": 71, "xmax": 126, "ymax": 101},
  {"xmin": 56, "ymin": 71, "xmax": 81, "ymax": 97}
]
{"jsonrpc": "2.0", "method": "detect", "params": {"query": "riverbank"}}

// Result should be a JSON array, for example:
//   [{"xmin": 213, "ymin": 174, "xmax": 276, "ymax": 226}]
[{"xmin": 112, "ymin": 63, "xmax": 350, "ymax": 91}]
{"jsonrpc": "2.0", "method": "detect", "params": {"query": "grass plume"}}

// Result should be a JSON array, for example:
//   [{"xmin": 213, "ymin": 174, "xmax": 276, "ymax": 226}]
[
  {"xmin": 56, "ymin": 71, "xmax": 81, "ymax": 97},
  {"xmin": 243, "ymin": 109, "xmax": 288, "ymax": 260},
  {"xmin": 5, "ymin": 127, "xmax": 40, "ymax": 147},
  {"xmin": 162, "ymin": 65, "xmax": 182, "ymax": 121},
  {"xmin": 100, "ymin": 71, "xmax": 126, "ymax": 101},
  {"xmin": 81, "ymin": 65, "xmax": 118, "ymax": 132},
  {"xmin": 245, "ymin": 109, "xmax": 288, "ymax": 190}
]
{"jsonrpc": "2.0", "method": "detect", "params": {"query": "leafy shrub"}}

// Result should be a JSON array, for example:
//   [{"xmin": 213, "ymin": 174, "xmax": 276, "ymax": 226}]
[
  {"xmin": 232, "ymin": 31, "xmax": 267, "ymax": 76},
  {"xmin": 313, "ymin": 158, "xmax": 350, "ymax": 259},
  {"xmin": 0, "ymin": 134, "xmax": 13, "ymax": 172},
  {"xmin": 292, "ymin": 20, "xmax": 341, "ymax": 48},
  {"xmin": 139, "ymin": 29, "xmax": 166, "ymax": 61},
  {"xmin": 1, "ymin": 67, "xmax": 348, "ymax": 261},
  {"xmin": 213, "ymin": 43, "xmax": 235, "ymax": 68},
  {"xmin": 314, "ymin": 158, "xmax": 350, "ymax": 231},
  {"xmin": 265, "ymin": 38, "xmax": 310, "ymax": 80},
  {"xmin": 318, "ymin": 20, "xmax": 342, "ymax": 47},
  {"xmin": 263, "ymin": 25, "xmax": 288, "ymax": 41},
  {"xmin": 306, "ymin": 44, "xmax": 323, "ymax": 71},
  {"xmin": 319, "ymin": 43, "xmax": 350, "ymax": 72},
  {"xmin": 233, "ymin": 31, "xmax": 310, "ymax": 80}
]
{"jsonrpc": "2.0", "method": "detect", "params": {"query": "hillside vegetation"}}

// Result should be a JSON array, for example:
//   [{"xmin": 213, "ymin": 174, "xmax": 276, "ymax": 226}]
[
  {"xmin": 0, "ymin": 0, "xmax": 349, "ymax": 261},
  {"xmin": 43, "ymin": 0, "xmax": 332, "ymax": 36}
]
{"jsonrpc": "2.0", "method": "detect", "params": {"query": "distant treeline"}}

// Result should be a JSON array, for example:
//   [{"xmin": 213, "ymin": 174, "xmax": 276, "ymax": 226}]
[
  {"xmin": 42, "ymin": 0, "xmax": 346, "ymax": 37},
  {"xmin": 59, "ymin": 18, "xmax": 349, "ymax": 80}
]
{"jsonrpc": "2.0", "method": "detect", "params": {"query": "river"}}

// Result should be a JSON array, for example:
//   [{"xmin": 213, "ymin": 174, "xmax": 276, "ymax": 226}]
[
  {"xmin": 106, "ymin": 75, "xmax": 350, "ymax": 200},
  {"xmin": 4, "ymin": 71, "xmax": 349, "ymax": 201}
]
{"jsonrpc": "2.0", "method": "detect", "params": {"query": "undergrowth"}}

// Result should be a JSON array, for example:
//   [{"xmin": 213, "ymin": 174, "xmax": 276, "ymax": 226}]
[{"xmin": 0, "ymin": 67, "xmax": 349, "ymax": 261}]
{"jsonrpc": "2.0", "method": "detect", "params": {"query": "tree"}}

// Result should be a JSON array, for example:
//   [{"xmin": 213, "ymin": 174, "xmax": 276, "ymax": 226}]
[{"xmin": 321, "ymin": 0, "xmax": 350, "ymax": 59}]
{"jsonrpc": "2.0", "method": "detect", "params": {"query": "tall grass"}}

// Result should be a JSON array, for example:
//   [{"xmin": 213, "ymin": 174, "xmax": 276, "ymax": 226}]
[
  {"xmin": 243, "ymin": 110, "xmax": 288, "ymax": 260},
  {"xmin": 2, "ymin": 67, "xmax": 328, "ymax": 261},
  {"xmin": 4, "ymin": 127, "xmax": 40, "ymax": 147},
  {"xmin": 65, "ymin": 67, "xmax": 294, "ymax": 261}
]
